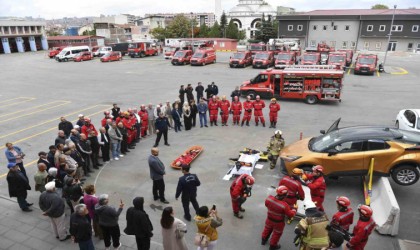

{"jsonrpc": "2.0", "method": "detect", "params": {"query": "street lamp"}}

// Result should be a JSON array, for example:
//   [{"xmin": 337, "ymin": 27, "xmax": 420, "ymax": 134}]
[{"xmin": 383, "ymin": 4, "xmax": 396, "ymax": 67}]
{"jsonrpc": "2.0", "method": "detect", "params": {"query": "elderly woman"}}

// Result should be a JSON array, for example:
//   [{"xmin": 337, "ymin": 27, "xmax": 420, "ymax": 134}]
[
  {"xmin": 4, "ymin": 142, "xmax": 26, "ymax": 176},
  {"xmin": 182, "ymin": 102, "xmax": 192, "ymax": 131}
]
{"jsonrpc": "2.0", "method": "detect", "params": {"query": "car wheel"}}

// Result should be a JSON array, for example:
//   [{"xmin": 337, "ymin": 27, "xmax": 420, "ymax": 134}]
[
  {"xmin": 391, "ymin": 165, "xmax": 419, "ymax": 186},
  {"xmin": 140, "ymin": 52, "xmax": 145, "ymax": 58},
  {"xmin": 229, "ymin": 64, "xmax": 233, "ymax": 68},
  {"xmin": 395, "ymin": 120, "xmax": 399, "ymax": 129},
  {"xmin": 247, "ymin": 91, "xmax": 257, "ymax": 100},
  {"xmin": 64, "ymin": 58, "xmax": 68, "ymax": 62},
  {"xmin": 202, "ymin": 62, "xmax": 205, "ymax": 66},
  {"xmin": 305, "ymin": 95, "xmax": 318, "ymax": 104}
]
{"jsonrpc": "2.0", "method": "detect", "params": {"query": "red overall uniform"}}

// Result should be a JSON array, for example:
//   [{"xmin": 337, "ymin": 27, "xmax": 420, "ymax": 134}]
[
  {"xmin": 253, "ymin": 100, "xmax": 265, "ymax": 124},
  {"xmin": 332, "ymin": 208, "xmax": 354, "ymax": 231},
  {"xmin": 269, "ymin": 102, "xmax": 281, "ymax": 123},
  {"xmin": 81, "ymin": 123, "xmax": 98, "ymax": 137},
  {"xmin": 279, "ymin": 176, "xmax": 305, "ymax": 209},
  {"xmin": 306, "ymin": 174, "xmax": 326, "ymax": 212},
  {"xmin": 138, "ymin": 110, "xmax": 148, "ymax": 137},
  {"xmin": 208, "ymin": 99, "xmax": 219, "ymax": 123},
  {"xmin": 261, "ymin": 195, "xmax": 296, "ymax": 247},
  {"xmin": 129, "ymin": 114, "xmax": 138, "ymax": 141},
  {"xmin": 122, "ymin": 117, "xmax": 135, "ymax": 145},
  {"xmin": 230, "ymin": 101, "xmax": 242, "ymax": 124},
  {"xmin": 101, "ymin": 116, "xmax": 111, "ymax": 127},
  {"xmin": 349, "ymin": 218, "xmax": 376, "ymax": 250},
  {"xmin": 218, "ymin": 100, "xmax": 230, "ymax": 125},
  {"xmin": 242, "ymin": 100, "xmax": 253, "ymax": 123},
  {"xmin": 230, "ymin": 174, "xmax": 248, "ymax": 214},
  {"xmin": 115, "ymin": 116, "xmax": 123, "ymax": 125}
]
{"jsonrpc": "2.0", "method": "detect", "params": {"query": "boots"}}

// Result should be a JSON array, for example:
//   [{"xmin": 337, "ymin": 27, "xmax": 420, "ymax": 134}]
[
  {"xmin": 261, "ymin": 238, "xmax": 268, "ymax": 246},
  {"xmin": 269, "ymin": 122, "xmax": 273, "ymax": 128},
  {"xmin": 273, "ymin": 122, "xmax": 277, "ymax": 128},
  {"xmin": 255, "ymin": 121, "xmax": 259, "ymax": 126},
  {"xmin": 241, "ymin": 121, "xmax": 244, "ymax": 127},
  {"xmin": 210, "ymin": 121, "xmax": 213, "ymax": 126},
  {"xmin": 246, "ymin": 121, "xmax": 249, "ymax": 126},
  {"xmin": 269, "ymin": 245, "xmax": 281, "ymax": 250},
  {"xmin": 214, "ymin": 122, "xmax": 218, "ymax": 126},
  {"xmin": 262, "ymin": 122, "xmax": 266, "ymax": 127},
  {"xmin": 233, "ymin": 212, "xmax": 243, "ymax": 219}
]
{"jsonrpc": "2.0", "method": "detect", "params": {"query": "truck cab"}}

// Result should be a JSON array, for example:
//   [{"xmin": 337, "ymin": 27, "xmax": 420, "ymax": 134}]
[
  {"xmin": 354, "ymin": 54, "xmax": 378, "ymax": 75},
  {"xmin": 252, "ymin": 51, "xmax": 275, "ymax": 69},
  {"xmin": 274, "ymin": 51, "xmax": 296, "ymax": 69},
  {"xmin": 229, "ymin": 51, "xmax": 253, "ymax": 68},
  {"xmin": 338, "ymin": 49, "xmax": 354, "ymax": 67},
  {"xmin": 171, "ymin": 50, "xmax": 193, "ymax": 65},
  {"xmin": 328, "ymin": 52, "xmax": 347, "ymax": 70},
  {"xmin": 49, "ymin": 46, "xmax": 66, "ymax": 58},
  {"xmin": 190, "ymin": 49, "xmax": 216, "ymax": 66},
  {"xmin": 301, "ymin": 52, "xmax": 321, "ymax": 65},
  {"xmin": 247, "ymin": 42, "xmax": 267, "ymax": 57},
  {"xmin": 128, "ymin": 42, "xmax": 158, "ymax": 58}
]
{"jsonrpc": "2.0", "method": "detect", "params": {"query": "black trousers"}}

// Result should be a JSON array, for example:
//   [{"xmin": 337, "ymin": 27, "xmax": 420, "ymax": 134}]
[
  {"xmin": 182, "ymin": 195, "xmax": 199, "ymax": 220},
  {"xmin": 121, "ymin": 136, "xmax": 128, "ymax": 153},
  {"xmin": 100, "ymin": 225, "xmax": 120, "ymax": 248},
  {"xmin": 191, "ymin": 114, "xmax": 197, "ymax": 127},
  {"xmin": 101, "ymin": 143, "xmax": 110, "ymax": 162},
  {"xmin": 154, "ymin": 130, "xmax": 168, "ymax": 146},
  {"xmin": 135, "ymin": 236, "xmax": 151, "ymax": 250},
  {"xmin": 152, "ymin": 179, "xmax": 165, "ymax": 201}
]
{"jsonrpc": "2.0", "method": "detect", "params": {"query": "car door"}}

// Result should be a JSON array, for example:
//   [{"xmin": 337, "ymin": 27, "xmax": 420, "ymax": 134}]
[
  {"xmin": 403, "ymin": 110, "xmax": 416, "ymax": 130},
  {"xmin": 364, "ymin": 139, "xmax": 396, "ymax": 175},
  {"xmin": 322, "ymin": 140, "xmax": 366, "ymax": 176}
]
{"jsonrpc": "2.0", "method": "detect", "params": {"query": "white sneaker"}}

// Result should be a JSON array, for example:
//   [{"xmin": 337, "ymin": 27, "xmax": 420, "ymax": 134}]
[
  {"xmin": 119, "ymin": 154, "xmax": 124, "ymax": 157},
  {"xmin": 114, "ymin": 157, "xmax": 119, "ymax": 161}
]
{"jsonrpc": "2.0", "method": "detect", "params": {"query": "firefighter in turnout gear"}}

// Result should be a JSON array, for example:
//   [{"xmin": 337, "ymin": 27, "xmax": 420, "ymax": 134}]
[
  {"xmin": 231, "ymin": 96, "xmax": 242, "ymax": 125},
  {"xmin": 253, "ymin": 95, "xmax": 266, "ymax": 127},
  {"xmin": 261, "ymin": 186, "xmax": 297, "ymax": 250},
  {"xmin": 305, "ymin": 165, "xmax": 327, "ymax": 212},
  {"xmin": 268, "ymin": 98, "xmax": 281, "ymax": 128},
  {"xmin": 331, "ymin": 196, "xmax": 354, "ymax": 232},
  {"xmin": 267, "ymin": 130, "xmax": 285, "ymax": 169},
  {"xmin": 347, "ymin": 205, "xmax": 376, "ymax": 250},
  {"xmin": 218, "ymin": 95, "xmax": 230, "ymax": 126},
  {"xmin": 241, "ymin": 96, "xmax": 253, "ymax": 126},
  {"xmin": 279, "ymin": 168, "xmax": 305, "ymax": 209},
  {"xmin": 230, "ymin": 174, "xmax": 254, "ymax": 219},
  {"xmin": 294, "ymin": 200, "xmax": 330, "ymax": 250}
]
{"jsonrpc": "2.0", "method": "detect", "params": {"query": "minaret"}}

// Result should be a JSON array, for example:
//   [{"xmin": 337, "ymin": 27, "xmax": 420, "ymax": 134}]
[{"xmin": 215, "ymin": 0, "xmax": 222, "ymax": 21}]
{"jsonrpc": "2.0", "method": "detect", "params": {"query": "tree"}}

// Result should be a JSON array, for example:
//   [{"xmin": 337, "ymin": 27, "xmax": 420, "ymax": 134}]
[
  {"xmin": 166, "ymin": 14, "xmax": 191, "ymax": 38},
  {"xmin": 198, "ymin": 23, "xmax": 210, "ymax": 38},
  {"xmin": 208, "ymin": 21, "xmax": 222, "ymax": 38},
  {"xmin": 371, "ymin": 4, "xmax": 389, "ymax": 9},
  {"xmin": 220, "ymin": 12, "xmax": 228, "ymax": 37},
  {"xmin": 150, "ymin": 27, "xmax": 169, "ymax": 41},
  {"xmin": 255, "ymin": 14, "xmax": 276, "ymax": 43},
  {"xmin": 225, "ymin": 20, "xmax": 240, "ymax": 39}
]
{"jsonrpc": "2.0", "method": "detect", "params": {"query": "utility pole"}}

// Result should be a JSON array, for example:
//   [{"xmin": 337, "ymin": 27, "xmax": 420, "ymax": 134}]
[{"xmin": 383, "ymin": 5, "xmax": 396, "ymax": 67}]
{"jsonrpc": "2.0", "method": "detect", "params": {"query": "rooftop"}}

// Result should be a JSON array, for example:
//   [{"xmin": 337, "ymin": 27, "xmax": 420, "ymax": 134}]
[
  {"xmin": 299, "ymin": 9, "xmax": 420, "ymax": 16},
  {"xmin": 47, "ymin": 35, "xmax": 104, "ymax": 40}
]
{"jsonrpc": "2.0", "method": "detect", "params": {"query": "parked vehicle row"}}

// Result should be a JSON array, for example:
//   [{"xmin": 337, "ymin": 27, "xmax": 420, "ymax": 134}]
[{"xmin": 171, "ymin": 48, "xmax": 216, "ymax": 66}]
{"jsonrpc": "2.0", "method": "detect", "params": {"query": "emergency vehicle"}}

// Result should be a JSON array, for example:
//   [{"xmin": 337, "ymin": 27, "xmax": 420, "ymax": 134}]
[
  {"xmin": 239, "ymin": 65, "xmax": 344, "ymax": 104},
  {"xmin": 247, "ymin": 42, "xmax": 267, "ymax": 57},
  {"xmin": 338, "ymin": 49, "xmax": 354, "ymax": 66},
  {"xmin": 301, "ymin": 52, "xmax": 321, "ymax": 65},
  {"xmin": 49, "ymin": 46, "xmax": 66, "ymax": 58},
  {"xmin": 328, "ymin": 52, "xmax": 347, "ymax": 70},
  {"xmin": 268, "ymin": 38, "xmax": 301, "ymax": 56},
  {"xmin": 100, "ymin": 51, "xmax": 122, "ymax": 62},
  {"xmin": 274, "ymin": 51, "xmax": 297, "ymax": 69},
  {"xmin": 55, "ymin": 46, "xmax": 90, "ymax": 62},
  {"xmin": 73, "ymin": 51, "xmax": 93, "ymax": 62},
  {"xmin": 354, "ymin": 54, "xmax": 378, "ymax": 75},
  {"xmin": 171, "ymin": 50, "xmax": 193, "ymax": 65},
  {"xmin": 190, "ymin": 49, "xmax": 216, "ymax": 66},
  {"xmin": 252, "ymin": 51, "xmax": 275, "ymax": 69},
  {"xmin": 109, "ymin": 42, "xmax": 130, "ymax": 56},
  {"xmin": 128, "ymin": 42, "xmax": 158, "ymax": 58},
  {"xmin": 95, "ymin": 46, "xmax": 112, "ymax": 57},
  {"xmin": 229, "ymin": 51, "xmax": 253, "ymax": 68}
]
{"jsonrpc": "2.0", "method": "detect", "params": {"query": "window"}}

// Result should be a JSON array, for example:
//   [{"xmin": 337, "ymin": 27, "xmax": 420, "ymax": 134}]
[
  {"xmin": 392, "ymin": 25, "xmax": 403, "ymax": 32},
  {"xmin": 310, "ymin": 40, "xmax": 316, "ymax": 47},
  {"xmin": 288, "ymin": 25, "xmax": 293, "ymax": 31},
  {"xmin": 323, "ymin": 25, "xmax": 327, "ymax": 31},
  {"xmin": 367, "ymin": 140, "xmax": 390, "ymax": 151},
  {"xmin": 313, "ymin": 25, "xmax": 317, "ymax": 31},
  {"xmin": 413, "ymin": 25, "xmax": 419, "ymax": 32},
  {"xmin": 332, "ymin": 140, "xmax": 364, "ymax": 153},
  {"xmin": 364, "ymin": 42, "xmax": 369, "ymax": 50},
  {"xmin": 345, "ymin": 25, "xmax": 350, "ymax": 31},
  {"xmin": 379, "ymin": 25, "xmax": 386, "ymax": 32},
  {"xmin": 375, "ymin": 42, "xmax": 382, "ymax": 50},
  {"xmin": 367, "ymin": 25, "xmax": 373, "ymax": 32},
  {"xmin": 297, "ymin": 25, "xmax": 303, "ymax": 31},
  {"xmin": 342, "ymin": 41, "xmax": 348, "ymax": 49},
  {"xmin": 333, "ymin": 25, "xmax": 337, "ymax": 31},
  {"xmin": 408, "ymin": 43, "xmax": 413, "ymax": 51}
]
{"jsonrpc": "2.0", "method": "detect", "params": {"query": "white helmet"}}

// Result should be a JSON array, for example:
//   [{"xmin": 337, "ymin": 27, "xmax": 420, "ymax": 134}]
[
  {"xmin": 275, "ymin": 130, "xmax": 282, "ymax": 136},
  {"xmin": 303, "ymin": 200, "xmax": 316, "ymax": 210}
]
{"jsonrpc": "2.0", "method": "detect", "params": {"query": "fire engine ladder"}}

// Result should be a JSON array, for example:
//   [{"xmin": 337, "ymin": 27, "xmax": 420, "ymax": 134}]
[{"xmin": 284, "ymin": 65, "xmax": 337, "ymax": 70}]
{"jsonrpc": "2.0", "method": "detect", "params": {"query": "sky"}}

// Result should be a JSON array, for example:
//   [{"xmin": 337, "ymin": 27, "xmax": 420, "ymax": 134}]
[{"xmin": 0, "ymin": 0, "xmax": 419, "ymax": 19}]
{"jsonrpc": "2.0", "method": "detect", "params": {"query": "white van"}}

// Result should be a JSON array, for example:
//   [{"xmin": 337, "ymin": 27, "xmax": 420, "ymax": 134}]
[
  {"xmin": 55, "ymin": 46, "xmax": 90, "ymax": 62},
  {"xmin": 95, "ymin": 46, "xmax": 112, "ymax": 57}
]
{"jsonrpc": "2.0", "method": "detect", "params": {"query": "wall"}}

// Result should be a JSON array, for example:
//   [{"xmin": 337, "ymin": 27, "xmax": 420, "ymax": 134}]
[
  {"xmin": 307, "ymin": 20, "xmax": 360, "ymax": 50},
  {"xmin": 358, "ymin": 37, "xmax": 420, "ymax": 52}
]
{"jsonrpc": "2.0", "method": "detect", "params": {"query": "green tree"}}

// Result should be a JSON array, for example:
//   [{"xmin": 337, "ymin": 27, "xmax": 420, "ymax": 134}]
[
  {"xmin": 220, "ymin": 12, "xmax": 228, "ymax": 37},
  {"xmin": 198, "ymin": 23, "xmax": 210, "ymax": 38},
  {"xmin": 150, "ymin": 27, "xmax": 169, "ymax": 40},
  {"xmin": 82, "ymin": 29, "xmax": 96, "ymax": 36},
  {"xmin": 371, "ymin": 4, "xmax": 389, "ymax": 9},
  {"xmin": 238, "ymin": 30, "xmax": 246, "ymax": 40},
  {"xmin": 167, "ymin": 14, "xmax": 191, "ymax": 38},
  {"xmin": 208, "ymin": 21, "xmax": 222, "ymax": 38},
  {"xmin": 255, "ymin": 14, "xmax": 276, "ymax": 43},
  {"xmin": 225, "ymin": 20, "xmax": 239, "ymax": 39}
]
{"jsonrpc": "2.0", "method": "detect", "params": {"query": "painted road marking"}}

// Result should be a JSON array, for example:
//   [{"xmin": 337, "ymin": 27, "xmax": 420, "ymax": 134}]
[
  {"xmin": 346, "ymin": 64, "xmax": 352, "ymax": 75},
  {"xmin": 0, "ymin": 97, "xmax": 33, "ymax": 104},
  {"xmin": 0, "ymin": 104, "xmax": 110, "ymax": 139},
  {"xmin": 377, "ymin": 70, "xmax": 380, "ymax": 77},
  {"xmin": 0, "ymin": 101, "xmax": 71, "ymax": 123},
  {"xmin": 391, "ymin": 67, "xmax": 409, "ymax": 75},
  {"xmin": 0, "ymin": 97, "xmax": 36, "ymax": 108},
  {"xmin": 0, "ymin": 100, "xmax": 68, "ymax": 118}
]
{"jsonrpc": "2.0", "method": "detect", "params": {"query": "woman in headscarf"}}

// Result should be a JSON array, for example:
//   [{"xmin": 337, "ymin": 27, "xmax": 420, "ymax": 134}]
[{"xmin": 182, "ymin": 102, "xmax": 192, "ymax": 131}]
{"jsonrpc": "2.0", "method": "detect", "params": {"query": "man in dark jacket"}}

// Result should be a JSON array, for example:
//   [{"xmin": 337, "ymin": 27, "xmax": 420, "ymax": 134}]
[
  {"xmin": 77, "ymin": 134, "xmax": 93, "ymax": 173},
  {"xmin": 58, "ymin": 117, "xmax": 73, "ymax": 138},
  {"xmin": 195, "ymin": 82, "xmax": 204, "ymax": 103},
  {"xmin": 6, "ymin": 163, "xmax": 32, "ymax": 212},
  {"xmin": 98, "ymin": 127, "xmax": 111, "ymax": 163},
  {"xmin": 70, "ymin": 204, "xmax": 94, "ymax": 250},
  {"xmin": 39, "ymin": 181, "xmax": 70, "ymax": 241},
  {"xmin": 175, "ymin": 165, "xmax": 201, "ymax": 221},
  {"xmin": 95, "ymin": 194, "xmax": 124, "ymax": 249},
  {"xmin": 186, "ymin": 83, "xmax": 194, "ymax": 103},
  {"xmin": 88, "ymin": 130, "xmax": 102, "ymax": 168},
  {"xmin": 148, "ymin": 148, "xmax": 169, "ymax": 204},
  {"xmin": 153, "ymin": 112, "xmax": 171, "ymax": 147},
  {"xmin": 179, "ymin": 85, "xmax": 185, "ymax": 104},
  {"xmin": 111, "ymin": 103, "xmax": 120, "ymax": 121},
  {"xmin": 55, "ymin": 130, "xmax": 67, "ymax": 146},
  {"xmin": 230, "ymin": 86, "xmax": 241, "ymax": 102},
  {"xmin": 209, "ymin": 82, "xmax": 219, "ymax": 96},
  {"xmin": 125, "ymin": 197, "xmax": 154, "ymax": 250},
  {"xmin": 38, "ymin": 151, "xmax": 53, "ymax": 171}
]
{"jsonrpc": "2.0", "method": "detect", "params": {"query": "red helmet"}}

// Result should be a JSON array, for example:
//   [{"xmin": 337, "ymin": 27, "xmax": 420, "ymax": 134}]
[
  {"xmin": 84, "ymin": 117, "xmax": 91, "ymax": 122},
  {"xmin": 104, "ymin": 111, "xmax": 110, "ymax": 116},
  {"xmin": 336, "ymin": 196, "xmax": 351, "ymax": 207},
  {"xmin": 358, "ymin": 205, "xmax": 373, "ymax": 218},
  {"xmin": 244, "ymin": 175, "xmax": 255, "ymax": 186},
  {"xmin": 313, "ymin": 165, "xmax": 324, "ymax": 173},
  {"xmin": 276, "ymin": 185, "xmax": 288, "ymax": 196}
]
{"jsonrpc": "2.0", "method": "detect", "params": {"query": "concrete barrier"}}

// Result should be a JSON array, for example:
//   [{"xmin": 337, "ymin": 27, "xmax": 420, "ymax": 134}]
[{"xmin": 370, "ymin": 177, "xmax": 400, "ymax": 236}]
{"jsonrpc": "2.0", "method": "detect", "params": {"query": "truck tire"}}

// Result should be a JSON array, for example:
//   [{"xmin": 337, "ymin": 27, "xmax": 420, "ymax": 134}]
[
  {"xmin": 131, "ymin": 55, "xmax": 134, "ymax": 58},
  {"xmin": 247, "ymin": 91, "xmax": 257, "ymax": 100},
  {"xmin": 305, "ymin": 95, "xmax": 318, "ymax": 104},
  {"xmin": 154, "ymin": 51, "xmax": 158, "ymax": 56},
  {"xmin": 391, "ymin": 164, "xmax": 419, "ymax": 186},
  {"xmin": 64, "ymin": 58, "xmax": 68, "ymax": 62},
  {"xmin": 140, "ymin": 52, "xmax": 145, "ymax": 58}
]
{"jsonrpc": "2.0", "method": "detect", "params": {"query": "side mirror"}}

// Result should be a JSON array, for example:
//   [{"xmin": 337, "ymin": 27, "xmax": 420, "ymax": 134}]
[
  {"xmin": 250, "ymin": 79, "xmax": 254, "ymax": 84},
  {"xmin": 320, "ymin": 130, "xmax": 326, "ymax": 134},
  {"xmin": 327, "ymin": 149, "xmax": 338, "ymax": 156}
]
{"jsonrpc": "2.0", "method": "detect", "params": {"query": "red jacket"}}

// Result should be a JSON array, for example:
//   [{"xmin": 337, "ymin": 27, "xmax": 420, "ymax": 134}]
[
  {"xmin": 231, "ymin": 101, "xmax": 242, "ymax": 112},
  {"xmin": 208, "ymin": 100, "xmax": 219, "ymax": 111},
  {"xmin": 279, "ymin": 176, "xmax": 305, "ymax": 200},
  {"xmin": 269, "ymin": 103, "xmax": 280, "ymax": 113},
  {"xmin": 349, "ymin": 218, "xmax": 376, "ymax": 247},
  {"xmin": 332, "ymin": 208, "xmax": 354, "ymax": 231},
  {"xmin": 253, "ymin": 100, "xmax": 265, "ymax": 111},
  {"xmin": 265, "ymin": 195, "xmax": 296, "ymax": 222},
  {"xmin": 243, "ymin": 101, "xmax": 253, "ymax": 112},
  {"xmin": 306, "ymin": 174, "xmax": 326, "ymax": 198},
  {"xmin": 138, "ymin": 110, "xmax": 148, "ymax": 122},
  {"xmin": 230, "ymin": 174, "xmax": 248, "ymax": 199},
  {"xmin": 218, "ymin": 100, "xmax": 230, "ymax": 112},
  {"xmin": 81, "ymin": 124, "xmax": 97, "ymax": 137}
]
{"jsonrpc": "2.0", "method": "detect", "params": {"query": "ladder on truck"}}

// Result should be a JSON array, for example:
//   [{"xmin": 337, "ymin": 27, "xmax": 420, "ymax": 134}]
[{"xmin": 284, "ymin": 65, "xmax": 337, "ymax": 71}]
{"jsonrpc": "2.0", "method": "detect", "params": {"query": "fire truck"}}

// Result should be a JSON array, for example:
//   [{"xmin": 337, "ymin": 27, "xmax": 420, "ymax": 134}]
[
  {"xmin": 268, "ymin": 38, "xmax": 301, "ymax": 56},
  {"xmin": 301, "ymin": 52, "xmax": 321, "ymax": 65},
  {"xmin": 239, "ymin": 65, "xmax": 344, "ymax": 104},
  {"xmin": 252, "ymin": 51, "xmax": 275, "ymax": 69},
  {"xmin": 305, "ymin": 43, "xmax": 335, "ymax": 65},
  {"xmin": 338, "ymin": 49, "xmax": 354, "ymax": 66},
  {"xmin": 354, "ymin": 54, "xmax": 378, "ymax": 75},
  {"xmin": 128, "ymin": 42, "xmax": 158, "ymax": 58},
  {"xmin": 229, "ymin": 51, "xmax": 253, "ymax": 68},
  {"xmin": 274, "ymin": 51, "xmax": 297, "ymax": 69},
  {"xmin": 328, "ymin": 52, "xmax": 347, "ymax": 70},
  {"xmin": 247, "ymin": 42, "xmax": 267, "ymax": 57}
]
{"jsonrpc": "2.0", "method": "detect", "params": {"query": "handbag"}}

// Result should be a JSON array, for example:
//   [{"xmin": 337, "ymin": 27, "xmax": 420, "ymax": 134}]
[
  {"xmin": 194, "ymin": 223, "xmax": 211, "ymax": 247},
  {"xmin": 175, "ymin": 223, "xmax": 187, "ymax": 239}
]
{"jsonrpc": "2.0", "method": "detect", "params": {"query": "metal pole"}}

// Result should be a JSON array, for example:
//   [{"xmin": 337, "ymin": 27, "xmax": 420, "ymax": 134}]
[{"xmin": 383, "ymin": 5, "xmax": 396, "ymax": 67}]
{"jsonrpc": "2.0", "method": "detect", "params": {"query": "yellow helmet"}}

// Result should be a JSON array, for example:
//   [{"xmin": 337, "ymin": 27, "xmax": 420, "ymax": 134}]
[
  {"xmin": 292, "ymin": 168, "xmax": 303, "ymax": 175},
  {"xmin": 271, "ymin": 98, "xmax": 276, "ymax": 101}
]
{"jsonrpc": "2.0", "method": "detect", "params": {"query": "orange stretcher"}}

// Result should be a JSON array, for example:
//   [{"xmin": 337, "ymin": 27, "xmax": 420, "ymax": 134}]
[{"xmin": 171, "ymin": 145, "xmax": 204, "ymax": 169}]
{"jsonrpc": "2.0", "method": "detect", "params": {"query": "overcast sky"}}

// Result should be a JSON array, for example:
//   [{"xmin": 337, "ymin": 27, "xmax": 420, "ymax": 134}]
[{"xmin": 0, "ymin": 0, "xmax": 419, "ymax": 19}]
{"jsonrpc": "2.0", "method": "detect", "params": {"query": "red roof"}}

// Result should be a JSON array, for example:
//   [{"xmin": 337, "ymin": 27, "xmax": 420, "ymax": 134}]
[
  {"xmin": 299, "ymin": 9, "xmax": 420, "ymax": 16},
  {"xmin": 47, "ymin": 36, "xmax": 104, "ymax": 40}
]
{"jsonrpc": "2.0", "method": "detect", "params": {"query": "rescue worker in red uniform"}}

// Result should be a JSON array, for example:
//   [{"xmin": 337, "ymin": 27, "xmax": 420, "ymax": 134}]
[
  {"xmin": 101, "ymin": 111, "xmax": 113, "ymax": 127},
  {"xmin": 230, "ymin": 174, "xmax": 254, "ymax": 219},
  {"xmin": 230, "ymin": 96, "xmax": 242, "ymax": 125},
  {"xmin": 278, "ymin": 168, "xmax": 305, "ymax": 209},
  {"xmin": 253, "ymin": 95, "xmax": 266, "ymax": 127},
  {"xmin": 81, "ymin": 117, "xmax": 98, "ymax": 137},
  {"xmin": 261, "ymin": 186, "xmax": 297, "ymax": 250},
  {"xmin": 122, "ymin": 111, "xmax": 136, "ymax": 148},
  {"xmin": 138, "ymin": 105, "xmax": 148, "ymax": 137},
  {"xmin": 218, "ymin": 95, "xmax": 230, "ymax": 126},
  {"xmin": 331, "ymin": 196, "xmax": 354, "ymax": 232},
  {"xmin": 347, "ymin": 205, "xmax": 376, "ymax": 250},
  {"xmin": 305, "ymin": 165, "xmax": 326, "ymax": 212},
  {"xmin": 241, "ymin": 95, "xmax": 253, "ymax": 127},
  {"xmin": 128, "ymin": 108, "xmax": 139, "ymax": 143},
  {"xmin": 268, "ymin": 98, "xmax": 281, "ymax": 128},
  {"xmin": 208, "ymin": 96, "xmax": 219, "ymax": 126}
]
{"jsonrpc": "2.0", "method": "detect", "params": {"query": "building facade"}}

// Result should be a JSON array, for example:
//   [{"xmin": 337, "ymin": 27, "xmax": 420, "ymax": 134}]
[
  {"xmin": 47, "ymin": 35, "xmax": 105, "ymax": 47},
  {"xmin": 146, "ymin": 13, "xmax": 216, "ymax": 27},
  {"xmin": 134, "ymin": 16, "xmax": 166, "ymax": 40},
  {"xmin": 277, "ymin": 9, "xmax": 420, "ymax": 53},
  {"xmin": 0, "ymin": 19, "xmax": 48, "ymax": 54}
]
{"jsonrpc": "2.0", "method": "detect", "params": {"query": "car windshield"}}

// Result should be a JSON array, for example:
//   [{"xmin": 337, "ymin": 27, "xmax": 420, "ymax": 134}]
[
  {"xmin": 250, "ymin": 45, "xmax": 264, "ymax": 51},
  {"xmin": 329, "ymin": 56, "xmax": 345, "ymax": 63},
  {"xmin": 232, "ymin": 53, "xmax": 245, "ymax": 59},
  {"xmin": 358, "ymin": 58, "xmax": 375, "ymax": 64},
  {"xmin": 276, "ymin": 54, "xmax": 291, "ymax": 60},
  {"xmin": 58, "ymin": 50, "xmax": 67, "ymax": 56},
  {"xmin": 309, "ymin": 130, "xmax": 341, "ymax": 152},
  {"xmin": 255, "ymin": 53, "xmax": 269, "ymax": 60},
  {"xmin": 174, "ymin": 51, "xmax": 185, "ymax": 57},
  {"xmin": 75, "ymin": 53, "xmax": 82, "ymax": 57},
  {"xmin": 193, "ymin": 52, "xmax": 204, "ymax": 58},
  {"xmin": 128, "ymin": 44, "xmax": 138, "ymax": 49},
  {"xmin": 303, "ymin": 55, "xmax": 317, "ymax": 61}
]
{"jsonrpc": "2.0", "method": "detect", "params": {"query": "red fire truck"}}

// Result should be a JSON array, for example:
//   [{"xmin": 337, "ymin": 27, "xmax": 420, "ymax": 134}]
[
  {"xmin": 239, "ymin": 65, "xmax": 344, "ymax": 104},
  {"xmin": 328, "ymin": 52, "xmax": 347, "ymax": 70},
  {"xmin": 252, "ymin": 51, "xmax": 275, "ymax": 69},
  {"xmin": 301, "ymin": 52, "xmax": 321, "ymax": 65},
  {"xmin": 274, "ymin": 51, "xmax": 297, "ymax": 69},
  {"xmin": 49, "ymin": 46, "xmax": 66, "ymax": 58},
  {"xmin": 128, "ymin": 42, "xmax": 158, "ymax": 58},
  {"xmin": 354, "ymin": 54, "xmax": 378, "ymax": 75},
  {"xmin": 247, "ymin": 42, "xmax": 267, "ymax": 57},
  {"xmin": 338, "ymin": 49, "xmax": 354, "ymax": 66},
  {"xmin": 229, "ymin": 51, "xmax": 253, "ymax": 68}
]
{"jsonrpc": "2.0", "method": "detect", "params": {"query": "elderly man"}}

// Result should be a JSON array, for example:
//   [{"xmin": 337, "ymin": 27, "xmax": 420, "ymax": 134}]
[
  {"xmin": 148, "ymin": 147, "xmax": 169, "ymax": 204},
  {"xmin": 95, "ymin": 194, "xmax": 124, "ymax": 249},
  {"xmin": 77, "ymin": 134, "xmax": 93, "ymax": 173},
  {"xmin": 34, "ymin": 163, "xmax": 48, "ymax": 193},
  {"xmin": 39, "ymin": 181, "xmax": 70, "ymax": 241},
  {"xmin": 108, "ymin": 122, "xmax": 123, "ymax": 161},
  {"xmin": 58, "ymin": 117, "xmax": 73, "ymax": 138},
  {"xmin": 55, "ymin": 130, "xmax": 67, "ymax": 146},
  {"xmin": 6, "ymin": 162, "xmax": 32, "ymax": 212},
  {"xmin": 98, "ymin": 127, "xmax": 111, "ymax": 163},
  {"xmin": 37, "ymin": 151, "xmax": 53, "ymax": 171},
  {"xmin": 70, "ymin": 204, "xmax": 94, "ymax": 250},
  {"xmin": 146, "ymin": 103, "xmax": 155, "ymax": 135}
]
